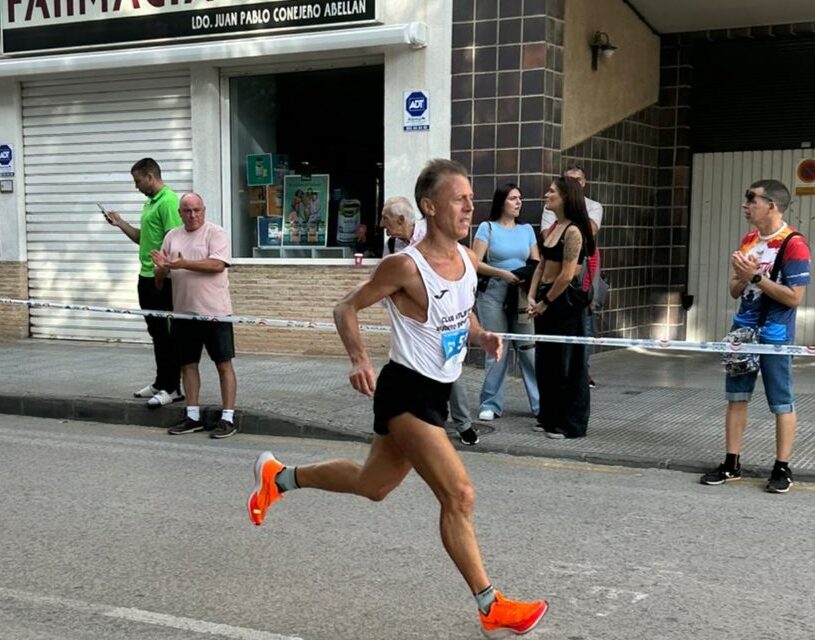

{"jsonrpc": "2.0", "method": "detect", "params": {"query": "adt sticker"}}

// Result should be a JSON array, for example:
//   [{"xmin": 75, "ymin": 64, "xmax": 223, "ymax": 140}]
[
  {"xmin": 0, "ymin": 144, "xmax": 12, "ymax": 177},
  {"xmin": 403, "ymin": 91, "xmax": 429, "ymax": 131}
]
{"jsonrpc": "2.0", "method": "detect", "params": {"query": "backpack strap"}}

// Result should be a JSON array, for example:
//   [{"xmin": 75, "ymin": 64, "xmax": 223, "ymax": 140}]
[{"xmin": 757, "ymin": 231, "xmax": 802, "ymax": 327}]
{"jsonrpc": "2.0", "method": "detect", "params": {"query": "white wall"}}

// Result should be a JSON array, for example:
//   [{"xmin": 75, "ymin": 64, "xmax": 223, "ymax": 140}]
[
  {"xmin": 190, "ymin": 64, "xmax": 223, "ymax": 225},
  {"xmin": 0, "ymin": 78, "xmax": 24, "ymax": 261},
  {"xmin": 381, "ymin": 0, "xmax": 452, "ymax": 206}
]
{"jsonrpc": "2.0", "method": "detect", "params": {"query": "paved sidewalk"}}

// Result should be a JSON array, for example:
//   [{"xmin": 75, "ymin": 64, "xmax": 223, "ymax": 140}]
[{"xmin": 1, "ymin": 338, "xmax": 814, "ymax": 482}]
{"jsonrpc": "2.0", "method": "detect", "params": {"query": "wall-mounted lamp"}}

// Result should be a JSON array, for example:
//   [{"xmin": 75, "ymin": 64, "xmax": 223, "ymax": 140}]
[{"xmin": 590, "ymin": 31, "xmax": 617, "ymax": 71}]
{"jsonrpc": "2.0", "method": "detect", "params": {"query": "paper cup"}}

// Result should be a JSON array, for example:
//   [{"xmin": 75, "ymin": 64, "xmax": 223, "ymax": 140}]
[{"xmin": 354, "ymin": 253, "xmax": 363, "ymax": 266}]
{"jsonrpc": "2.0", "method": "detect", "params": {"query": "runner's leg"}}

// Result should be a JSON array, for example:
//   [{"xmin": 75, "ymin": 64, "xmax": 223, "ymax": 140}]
[
  {"xmin": 387, "ymin": 412, "xmax": 490, "ymax": 594},
  {"xmin": 295, "ymin": 432, "xmax": 412, "ymax": 502}
]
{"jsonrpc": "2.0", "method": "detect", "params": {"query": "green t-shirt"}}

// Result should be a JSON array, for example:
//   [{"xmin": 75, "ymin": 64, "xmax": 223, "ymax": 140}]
[{"xmin": 138, "ymin": 185, "xmax": 182, "ymax": 277}]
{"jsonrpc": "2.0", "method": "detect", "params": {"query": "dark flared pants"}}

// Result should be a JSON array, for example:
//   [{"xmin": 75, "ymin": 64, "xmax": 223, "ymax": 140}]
[{"xmin": 534, "ymin": 287, "xmax": 590, "ymax": 438}]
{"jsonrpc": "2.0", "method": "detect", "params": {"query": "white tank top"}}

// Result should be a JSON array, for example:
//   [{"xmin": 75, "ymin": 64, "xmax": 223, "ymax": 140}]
[{"xmin": 382, "ymin": 243, "xmax": 477, "ymax": 382}]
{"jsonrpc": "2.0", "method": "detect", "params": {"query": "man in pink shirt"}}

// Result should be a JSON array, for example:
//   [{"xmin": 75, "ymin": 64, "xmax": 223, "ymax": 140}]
[{"xmin": 151, "ymin": 192, "xmax": 239, "ymax": 439}]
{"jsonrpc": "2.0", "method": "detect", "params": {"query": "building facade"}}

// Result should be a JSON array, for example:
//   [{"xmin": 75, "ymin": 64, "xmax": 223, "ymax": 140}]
[{"xmin": 1, "ymin": 0, "xmax": 815, "ymax": 353}]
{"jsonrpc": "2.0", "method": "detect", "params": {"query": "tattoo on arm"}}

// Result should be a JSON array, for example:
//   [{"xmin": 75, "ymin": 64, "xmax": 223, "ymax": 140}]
[{"xmin": 563, "ymin": 228, "xmax": 581, "ymax": 262}]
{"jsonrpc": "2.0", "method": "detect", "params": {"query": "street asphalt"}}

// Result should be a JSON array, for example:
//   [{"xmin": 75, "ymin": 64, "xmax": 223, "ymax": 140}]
[{"xmin": 0, "ymin": 337, "xmax": 814, "ymax": 484}]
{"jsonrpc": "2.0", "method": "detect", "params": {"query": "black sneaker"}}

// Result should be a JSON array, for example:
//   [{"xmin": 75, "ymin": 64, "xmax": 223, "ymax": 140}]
[
  {"xmin": 168, "ymin": 417, "xmax": 204, "ymax": 435},
  {"xmin": 588, "ymin": 377, "xmax": 596, "ymax": 389},
  {"xmin": 211, "ymin": 419, "xmax": 238, "ymax": 439},
  {"xmin": 700, "ymin": 463, "xmax": 742, "ymax": 485},
  {"xmin": 458, "ymin": 427, "xmax": 479, "ymax": 446},
  {"xmin": 766, "ymin": 467, "xmax": 793, "ymax": 494}
]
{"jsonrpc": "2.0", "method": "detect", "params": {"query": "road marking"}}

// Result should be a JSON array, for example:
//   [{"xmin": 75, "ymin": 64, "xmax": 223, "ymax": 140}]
[{"xmin": 0, "ymin": 587, "xmax": 303, "ymax": 640}]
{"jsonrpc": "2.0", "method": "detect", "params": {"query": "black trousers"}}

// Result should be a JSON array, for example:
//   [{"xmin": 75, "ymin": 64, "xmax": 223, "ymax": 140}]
[
  {"xmin": 137, "ymin": 276, "xmax": 181, "ymax": 394},
  {"xmin": 534, "ymin": 286, "xmax": 590, "ymax": 438}
]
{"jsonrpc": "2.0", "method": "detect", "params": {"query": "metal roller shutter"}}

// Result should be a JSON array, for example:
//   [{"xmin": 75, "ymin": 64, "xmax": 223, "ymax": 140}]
[{"xmin": 22, "ymin": 68, "xmax": 193, "ymax": 342}]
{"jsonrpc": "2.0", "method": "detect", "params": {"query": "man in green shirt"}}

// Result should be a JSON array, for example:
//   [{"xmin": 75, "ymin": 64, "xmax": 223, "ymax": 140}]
[{"xmin": 106, "ymin": 158, "xmax": 184, "ymax": 408}]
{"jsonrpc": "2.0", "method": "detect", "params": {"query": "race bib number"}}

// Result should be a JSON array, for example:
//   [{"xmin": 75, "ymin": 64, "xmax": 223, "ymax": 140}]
[{"xmin": 441, "ymin": 328, "xmax": 468, "ymax": 362}]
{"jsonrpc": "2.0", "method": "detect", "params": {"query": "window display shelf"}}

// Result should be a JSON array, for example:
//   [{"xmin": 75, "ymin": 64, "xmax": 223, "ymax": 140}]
[{"xmin": 252, "ymin": 246, "xmax": 354, "ymax": 259}]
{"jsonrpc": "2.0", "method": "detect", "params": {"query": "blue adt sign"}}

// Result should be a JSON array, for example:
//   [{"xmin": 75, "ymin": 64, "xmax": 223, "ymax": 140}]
[
  {"xmin": 405, "ymin": 92, "xmax": 427, "ymax": 116},
  {"xmin": 0, "ymin": 144, "xmax": 13, "ymax": 177},
  {"xmin": 403, "ymin": 91, "xmax": 430, "ymax": 131}
]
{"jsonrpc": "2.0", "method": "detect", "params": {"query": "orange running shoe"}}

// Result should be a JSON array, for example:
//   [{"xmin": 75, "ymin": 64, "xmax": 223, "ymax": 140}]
[
  {"xmin": 247, "ymin": 451, "xmax": 285, "ymax": 526},
  {"xmin": 479, "ymin": 591, "xmax": 548, "ymax": 638}
]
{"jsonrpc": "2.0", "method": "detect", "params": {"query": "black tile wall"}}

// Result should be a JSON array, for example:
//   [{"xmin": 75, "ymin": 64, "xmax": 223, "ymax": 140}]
[
  {"xmin": 450, "ymin": 4, "xmax": 703, "ymax": 342},
  {"xmin": 452, "ymin": 1, "xmax": 564, "ymax": 226}
]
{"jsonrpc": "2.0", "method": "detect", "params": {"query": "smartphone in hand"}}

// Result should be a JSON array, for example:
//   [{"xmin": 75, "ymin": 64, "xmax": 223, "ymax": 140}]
[{"xmin": 97, "ymin": 202, "xmax": 113, "ymax": 223}]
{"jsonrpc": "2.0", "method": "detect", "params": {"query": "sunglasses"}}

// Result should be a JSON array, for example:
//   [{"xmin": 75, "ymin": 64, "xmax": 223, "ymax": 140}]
[{"xmin": 745, "ymin": 190, "xmax": 773, "ymax": 204}]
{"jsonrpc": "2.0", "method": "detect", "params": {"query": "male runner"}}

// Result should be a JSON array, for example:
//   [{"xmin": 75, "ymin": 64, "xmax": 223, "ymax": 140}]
[{"xmin": 248, "ymin": 159, "xmax": 547, "ymax": 637}]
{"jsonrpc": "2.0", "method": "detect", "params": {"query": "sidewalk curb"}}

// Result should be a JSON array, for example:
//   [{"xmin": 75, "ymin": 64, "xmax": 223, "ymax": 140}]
[{"xmin": 2, "ymin": 394, "xmax": 811, "ymax": 485}]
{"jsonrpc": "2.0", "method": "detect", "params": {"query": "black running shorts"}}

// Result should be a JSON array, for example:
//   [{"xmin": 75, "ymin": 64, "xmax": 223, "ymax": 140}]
[{"xmin": 373, "ymin": 360, "xmax": 452, "ymax": 435}]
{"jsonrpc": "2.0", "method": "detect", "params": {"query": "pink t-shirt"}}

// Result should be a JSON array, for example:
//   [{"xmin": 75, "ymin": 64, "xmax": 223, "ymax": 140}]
[{"xmin": 161, "ymin": 221, "xmax": 233, "ymax": 316}]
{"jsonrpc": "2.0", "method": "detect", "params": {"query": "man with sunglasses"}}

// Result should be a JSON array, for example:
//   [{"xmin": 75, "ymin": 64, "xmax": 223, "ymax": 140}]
[{"xmin": 701, "ymin": 180, "xmax": 810, "ymax": 493}]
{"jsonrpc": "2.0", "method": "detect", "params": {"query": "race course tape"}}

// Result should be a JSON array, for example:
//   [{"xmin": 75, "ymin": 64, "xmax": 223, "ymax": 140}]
[{"xmin": 3, "ymin": 297, "xmax": 815, "ymax": 357}]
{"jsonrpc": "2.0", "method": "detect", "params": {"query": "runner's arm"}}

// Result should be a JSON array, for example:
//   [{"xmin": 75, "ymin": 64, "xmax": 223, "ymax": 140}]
[
  {"xmin": 467, "ymin": 309, "xmax": 502, "ymax": 361},
  {"xmin": 333, "ymin": 255, "xmax": 408, "ymax": 396}
]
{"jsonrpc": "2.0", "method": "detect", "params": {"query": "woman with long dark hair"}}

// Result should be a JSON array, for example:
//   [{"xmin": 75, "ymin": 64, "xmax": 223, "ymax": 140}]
[
  {"xmin": 471, "ymin": 184, "xmax": 540, "ymax": 423},
  {"xmin": 527, "ymin": 177, "xmax": 595, "ymax": 438}
]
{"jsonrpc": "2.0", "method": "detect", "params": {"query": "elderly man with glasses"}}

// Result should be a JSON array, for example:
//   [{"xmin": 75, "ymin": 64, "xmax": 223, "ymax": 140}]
[{"xmin": 701, "ymin": 179, "xmax": 810, "ymax": 493}]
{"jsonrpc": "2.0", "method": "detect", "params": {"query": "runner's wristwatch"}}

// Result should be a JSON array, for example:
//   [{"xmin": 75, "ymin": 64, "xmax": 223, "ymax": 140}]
[{"xmin": 750, "ymin": 273, "xmax": 762, "ymax": 284}]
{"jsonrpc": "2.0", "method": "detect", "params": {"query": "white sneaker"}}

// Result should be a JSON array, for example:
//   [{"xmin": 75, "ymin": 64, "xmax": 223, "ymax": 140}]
[
  {"xmin": 478, "ymin": 409, "xmax": 495, "ymax": 421},
  {"xmin": 134, "ymin": 384, "xmax": 158, "ymax": 398},
  {"xmin": 147, "ymin": 390, "xmax": 184, "ymax": 408}
]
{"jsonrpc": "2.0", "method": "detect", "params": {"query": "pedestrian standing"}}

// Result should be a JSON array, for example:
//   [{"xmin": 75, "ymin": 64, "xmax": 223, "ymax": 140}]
[
  {"xmin": 472, "ymin": 184, "xmax": 540, "ymax": 423},
  {"xmin": 701, "ymin": 180, "xmax": 810, "ymax": 493},
  {"xmin": 105, "ymin": 158, "xmax": 183, "ymax": 408},
  {"xmin": 542, "ymin": 163, "xmax": 603, "ymax": 387},
  {"xmin": 528, "ymin": 177, "xmax": 595, "ymax": 438},
  {"xmin": 151, "ymin": 193, "xmax": 239, "ymax": 439}
]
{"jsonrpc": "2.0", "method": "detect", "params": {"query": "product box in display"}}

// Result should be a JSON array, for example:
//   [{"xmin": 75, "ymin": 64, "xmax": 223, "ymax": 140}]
[
  {"xmin": 257, "ymin": 215, "xmax": 284, "ymax": 247},
  {"xmin": 266, "ymin": 185, "xmax": 283, "ymax": 215},
  {"xmin": 337, "ymin": 199, "xmax": 361, "ymax": 246},
  {"xmin": 246, "ymin": 153, "xmax": 290, "ymax": 186},
  {"xmin": 247, "ymin": 186, "xmax": 266, "ymax": 217}
]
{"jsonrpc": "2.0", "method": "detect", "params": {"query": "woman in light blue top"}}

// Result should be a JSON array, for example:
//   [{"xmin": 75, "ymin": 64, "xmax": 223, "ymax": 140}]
[{"xmin": 472, "ymin": 184, "xmax": 540, "ymax": 422}]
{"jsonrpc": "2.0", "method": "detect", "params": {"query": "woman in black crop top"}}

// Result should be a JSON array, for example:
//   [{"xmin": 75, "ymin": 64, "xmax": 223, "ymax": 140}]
[{"xmin": 525, "ymin": 177, "xmax": 595, "ymax": 438}]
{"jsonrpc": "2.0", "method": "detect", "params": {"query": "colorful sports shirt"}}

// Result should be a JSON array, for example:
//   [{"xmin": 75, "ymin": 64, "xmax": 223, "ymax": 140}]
[{"xmin": 732, "ymin": 224, "xmax": 810, "ymax": 341}]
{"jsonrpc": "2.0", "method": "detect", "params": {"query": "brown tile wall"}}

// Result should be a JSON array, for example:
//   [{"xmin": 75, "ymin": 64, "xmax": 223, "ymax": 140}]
[
  {"xmin": 652, "ymin": 36, "xmax": 692, "ymax": 340},
  {"xmin": 0, "ymin": 262, "xmax": 29, "ymax": 340},
  {"xmin": 451, "ymin": 0, "xmax": 565, "ymax": 224},
  {"xmin": 451, "ymin": 0, "xmax": 683, "ymax": 341},
  {"xmin": 229, "ymin": 265, "xmax": 390, "ymax": 356},
  {"xmin": 561, "ymin": 108, "xmax": 662, "ymax": 339}
]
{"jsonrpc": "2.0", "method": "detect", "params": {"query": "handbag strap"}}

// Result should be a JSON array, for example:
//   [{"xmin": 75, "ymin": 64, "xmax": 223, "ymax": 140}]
[
  {"xmin": 485, "ymin": 222, "xmax": 492, "ymax": 265},
  {"xmin": 757, "ymin": 230, "xmax": 802, "ymax": 327}
]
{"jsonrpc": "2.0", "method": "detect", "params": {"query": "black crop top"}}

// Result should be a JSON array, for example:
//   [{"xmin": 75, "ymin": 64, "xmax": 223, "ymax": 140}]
[{"xmin": 540, "ymin": 223, "xmax": 586, "ymax": 263}]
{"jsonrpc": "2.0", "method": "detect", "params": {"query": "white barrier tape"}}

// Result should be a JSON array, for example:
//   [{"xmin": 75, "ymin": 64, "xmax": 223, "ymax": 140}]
[
  {"xmin": 2, "ymin": 297, "xmax": 813, "ymax": 356},
  {"xmin": 493, "ymin": 331, "xmax": 815, "ymax": 356},
  {"xmin": 0, "ymin": 297, "xmax": 389, "ymax": 335}
]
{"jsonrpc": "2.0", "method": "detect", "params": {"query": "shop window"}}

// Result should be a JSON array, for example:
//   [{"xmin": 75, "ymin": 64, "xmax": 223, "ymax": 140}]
[{"xmin": 229, "ymin": 65, "xmax": 385, "ymax": 259}]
